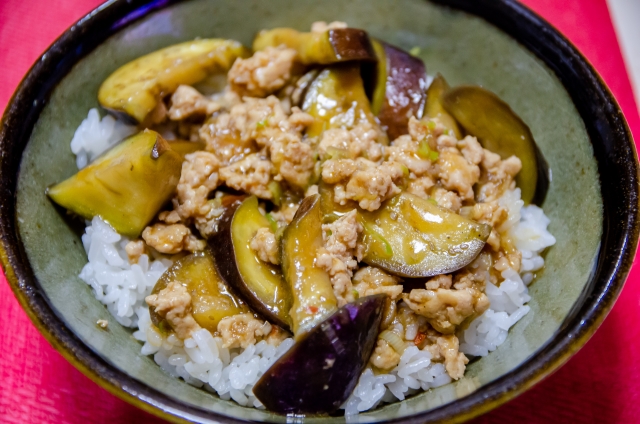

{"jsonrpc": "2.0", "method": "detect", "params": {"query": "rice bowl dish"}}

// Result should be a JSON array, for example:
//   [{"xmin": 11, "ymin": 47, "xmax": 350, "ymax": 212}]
[{"xmin": 45, "ymin": 20, "xmax": 557, "ymax": 416}]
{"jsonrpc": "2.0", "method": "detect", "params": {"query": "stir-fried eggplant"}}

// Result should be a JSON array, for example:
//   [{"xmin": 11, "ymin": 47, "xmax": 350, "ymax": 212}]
[
  {"xmin": 167, "ymin": 140, "xmax": 206, "ymax": 157},
  {"xmin": 281, "ymin": 194, "xmax": 339, "ymax": 338},
  {"xmin": 253, "ymin": 27, "xmax": 375, "ymax": 65},
  {"xmin": 364, "ymin": 40, "xmax": 427, "ymax": 140},
  {"xmin": 47, "ymin": 130, "xmax": 183, "ymax": 237},
  {"xmin": 423, "ymin": 74, "xmax": 462, "ymax": 138},
  {"xmin": 442, "ymin": 85, "xmax": 549, "ymax": 205},
  {"xmin": 210, "ymin": 196, "xmax": 293, "ymax": 330},
  {"xmin": 98, "ymin": 39, "xmax": 248, "ymax": 123},
  {"xmin": 253, "ymin": 294, "xmax": 385, "ymax": 414},
  {"xmin": 302, "ymin": 64, "xmax": 384, "ymax": 142},
  {"xmin": 359, "ymin": 192, "xmax": 491, "ymax": 277},
  {"xmin": 149, "ymin": 250, "xmax": 249, "ymax": 333}
]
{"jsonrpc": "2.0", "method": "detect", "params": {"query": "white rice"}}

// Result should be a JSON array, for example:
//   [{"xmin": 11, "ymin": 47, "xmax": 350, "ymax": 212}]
[
  {"xmin": 70, "ymin": 108, "xmax": 136, "ymax": 169},
  {"xmin": 72, "ymin": 109, "xmax": 556, "ymax": 414}
]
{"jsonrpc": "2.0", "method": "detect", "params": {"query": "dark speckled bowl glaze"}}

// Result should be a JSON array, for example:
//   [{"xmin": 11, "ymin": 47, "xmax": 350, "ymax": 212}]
[{"xmin": 0, "ymin": 0, "xmax": 638, "ymax": 422}]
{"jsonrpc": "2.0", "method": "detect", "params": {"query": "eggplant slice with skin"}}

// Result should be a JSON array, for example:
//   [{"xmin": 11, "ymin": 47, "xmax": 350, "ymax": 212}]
[
  {"xmin": 359, "ymin": 192, "xmax": 491, "ymax": 277},
  {"xmin": 253, "ymin": 294, "xmax": 386, "ymax": 414},
  {"xmin": 442, "ymin": 85, "xmax": 550, "ymax": 205},
  {"xmin": 47, "ymin": 130, "xmax": 184, "ymax": 238},
  {"xmin": 253, "ymin": 27, "xmax": 376, "ymax": 65},
  {"xmin": 149, "ymin": 249, "xmax": 250, "ymax": 334},
  {"xmin": 364, "ymin": 40, "xmax": 428, "ymax": 140},
  {"xmin": 281, "ymin": 194, "xmax": 339, "ymax": 338},
  {"xmin": 210, "ymin": 196, "xmax": 293, "ymax": 330},
  {"xmin": 98, "ymin": 39, "xmax": 248, "ymax": 124}
]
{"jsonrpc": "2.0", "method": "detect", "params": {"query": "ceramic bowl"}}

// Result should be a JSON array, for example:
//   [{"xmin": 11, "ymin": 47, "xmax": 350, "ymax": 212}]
[{"xmin": 0, "ymin": 0, "xmax": 637, "ymax": 422}]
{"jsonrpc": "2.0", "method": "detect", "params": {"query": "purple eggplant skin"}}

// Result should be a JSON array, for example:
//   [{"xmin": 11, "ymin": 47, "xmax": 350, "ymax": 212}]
[
  {"xmin": 363, "ymin": 41, "xmax": 427, "ymax": 140},
  {"xmin": 253, "ymin": 294, "xmax": 386, "ymax": 415}
]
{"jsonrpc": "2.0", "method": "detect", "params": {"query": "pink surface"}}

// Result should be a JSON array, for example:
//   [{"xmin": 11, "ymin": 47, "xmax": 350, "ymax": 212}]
[{"xmin": 0, "ymin": 0, "xmax": 639, "ymax": 422}]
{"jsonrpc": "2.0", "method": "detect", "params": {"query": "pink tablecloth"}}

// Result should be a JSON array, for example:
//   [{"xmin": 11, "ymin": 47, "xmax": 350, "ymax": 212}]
[{"xmin": 1, "ymin": 0, "xmax": 639, "ymax": 422}]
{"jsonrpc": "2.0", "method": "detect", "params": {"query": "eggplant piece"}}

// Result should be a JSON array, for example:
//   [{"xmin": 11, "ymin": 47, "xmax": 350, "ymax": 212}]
[
  {"xmin": 423, "ymin": 74, "xmax": 462, "ymax": 139},
  {"xmin": 252, "ymin": 27, "xmax": 376, "ymax": 65},
  {"xmin": 359, "ymin": 192, "xmax": 491, "ymax": 277},
  {"xmin": 364, "ymin": 40, "xmax": 427, "ymax": 140},
  {"xmin": 168, "ymin": 140, "xmax": 206, "ymax": 157},
  {"xmin": 98, "ymin": 39, "xmax": 248, "ymax": 123},
  {"xmin": 281, "ymin": 194, "xmax": 338, "ymax": 337},
  {"xmin": 47, "ymin": 130, "xmax": 183, "ymax": 237},
  {"xmin": 253, "ymin": 294, "xmax": 386, "ymax": 414},
  {"xmin": 442, "ymin": 85, "xmax": 549, "ymax": 205},
  {"xmin": 210, "ymin": 196, "xmax": 293, "ymax": 330},
  {"xmin": 149, "ymin": 249, "xmax": 249, "ymax": 333},
  {"xmin": 302, "ymin": 64, "xmax": 383, "ymax": 141}
]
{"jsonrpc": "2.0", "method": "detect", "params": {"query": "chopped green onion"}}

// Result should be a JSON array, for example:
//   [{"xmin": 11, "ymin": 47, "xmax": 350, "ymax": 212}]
[
  {"xmin": 429, "ymin": 150, "xmax": 439, "ymax": 161},
  {"xmin": 158, "ymin": 320, "xmax": 169, "ymax": 335},
  {"xmin": 256, "ymin": 119, "xmax": 267, "ymax": 129},
  {"xmin": 427, "ymin": 120, "xmax": 437, "ymax": 131},
  {"xmin": 400, "ymin": 164, "xmax": 410, "ymax": 178},
  {"xmin": 417, "ymin": 140, "xmax": 431, "ymax": 159},
  {"xmin": 379, "ymin": 330, "xmax": 406, "ymax": 354},
  {"xmin": 362, "ymin": 222, "xmax": 393, "ymax": 258},
  {"xmin": 268, "ymin": 181, "xmax": 282, "ymax": 206},
  {"xmin": 409, "ymin": 46, "xmax": 421, "ymax": 57},
  {"xmin": 427, "ymin": 198, "xmax": 438, "ymax": 206},
  {"xmin": 352, "ymin": 289, "xmax": 360, "ymax": 300},
  {"xmin": 265, "ymin": 213, "xmax": 278, "ymax": 233}
]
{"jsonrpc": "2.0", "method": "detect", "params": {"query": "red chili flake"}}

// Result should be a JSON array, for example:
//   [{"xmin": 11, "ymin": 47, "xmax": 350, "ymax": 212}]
[
  {"xmin": 308, "ymin": 306, "xmax": 319, "ymax": 314},
  {"xmin": 414, "ymin": 332, "xmax": 426, "ymax": 346}
]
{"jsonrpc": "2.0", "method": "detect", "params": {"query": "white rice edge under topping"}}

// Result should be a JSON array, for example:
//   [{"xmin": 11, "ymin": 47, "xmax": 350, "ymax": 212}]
[
  {"xmin": 73, "ymin": 108, "xmax": 556, "ymax": 414},
  {"xmin": 70, "ymin": 108, "xmax": 136, "ymax": 169}
]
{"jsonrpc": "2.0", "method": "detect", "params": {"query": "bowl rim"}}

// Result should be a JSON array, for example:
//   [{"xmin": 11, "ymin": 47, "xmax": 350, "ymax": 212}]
[{"xmin": 0, "ymin": 0, "xmax": 638, "ymax": 422}]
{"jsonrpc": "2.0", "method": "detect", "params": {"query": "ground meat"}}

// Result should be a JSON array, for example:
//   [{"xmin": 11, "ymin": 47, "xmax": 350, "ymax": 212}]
[
  {"xmin": 370, "ymin": 339, "xmax": 401, "ymax": 371},
  {"xmin": 432, "ymin": 187, "xmax": 462, "ymax": 213},
  {"xmin": 219, "ymin": 153, "xmax": 273, "ymax": 199},
  {"xmin": 264, "ymin": 325, "xmax": 289, "ymax": 346},
  {"xmin": 217, "ymin": 314, "xmax": 271, "ymax": 349},
  {"xmin": 493, "ymin": 251, "xmax": 522, "ymax": 273},
  {"xmin": 270, "ymin": 133, "xmax": 315, "ymax": 190},
  {"xmin": 124, "ymin": 239, "xmax": 146, "ymax": 264},
  {"xmin": 321, "ymin": 158, "xmax": 358, "ymax": 184},
  {"xmin": 402, "ymin": 287, "xmax": 490, "ymax": 334},
  {"xmin": 425, "ymin": 274, "xmax": 453, "ymax": 290},
  {"xmin": 311, "ymin": 21, "xmax": 348, "ymax": 33},
  {"xmin": 407, "ymin": 176, "xmax": 435, "ymax": 199},
  {"xmin": 316, "ymin": 210, "xmax": 363, "ymax": 306},
  {"xmin": 318, "ymin": 122, "xmax": 383, "ymax": 161},
  {"xmin": 322, "ymin": 158, "xmax": 404, "ymax": 211},
  {"xmin": 200, "ymin": 96, "xmax": 310, "ymax": 165},
  {"xmin": 250, "ymin": 227, "xmax": 280, "ymax": 265},
  {"xmin": 168, "ymin": 85, "xmax": 219, "ymax": 120},
  {"xmin": 142, "ymin": 223, "xmax": 205, "ymax": 254},
  {"xmin": 457, "ymin": 136, "xmax": 484, "ymax": 165},
  {"xmin": 159, "ymin": 210, "xmax": 181, "ymax": 224},
  {"xmin": 146, "ymin": 281, "xmax": 201, "ymax": 340},
  {"xmin": 437, "ymin": 151, "xmax": 480, "ymax": 201},
  {"xmin": 476, "ymin": 151, "xmax": 523, "ymax": 203},
  {"xmin": 176, "ymin": 151, "xmax": 221, "ymax": 219},
  {"xmin": 386, "ymin": 135, "xmax": 432, "ymax": 176},
  {"xmin": 352, "ymin": 266, "xmax": 404, "ymax": 300},
  {"xmin": 467, "ymin": 201, "xmax": 509, "ymax": 229},
  {"xmin": 228, "ymin": 46, "xmax": 297, "ymax": 98},
  {"xmin": 437, "ymin": 334, "xmax": 468, "ymax": 380}
]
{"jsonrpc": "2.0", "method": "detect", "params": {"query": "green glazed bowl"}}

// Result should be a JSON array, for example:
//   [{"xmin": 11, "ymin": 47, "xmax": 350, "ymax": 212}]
[{"xmin": 0, "ymin": 0, "xmax": 637, "ymax": 422}]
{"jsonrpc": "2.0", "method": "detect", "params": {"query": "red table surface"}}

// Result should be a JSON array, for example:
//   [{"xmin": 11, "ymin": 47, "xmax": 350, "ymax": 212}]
[{"xmin": 1, "ymin": 0, "xmax": 639, "ymax": 422}]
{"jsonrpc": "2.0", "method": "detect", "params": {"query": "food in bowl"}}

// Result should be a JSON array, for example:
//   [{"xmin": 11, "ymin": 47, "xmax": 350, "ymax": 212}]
[{"xmin": 46, "ymin": 21, "xmax": 556, "ymax": 415}]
